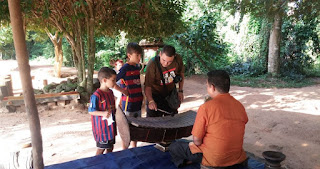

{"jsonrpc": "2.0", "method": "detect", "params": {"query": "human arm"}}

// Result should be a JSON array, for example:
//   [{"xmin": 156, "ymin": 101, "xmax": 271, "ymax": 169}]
[
  {"xmin": 89, "ymin": 110, "xmax": 111, "ymax": 118},
  {"xmin": 113, "ymin": 84, "xmax": 129, "ymax": 96},
  {"xmin": 176, "ymin": 54, "xmax": 185, "ymax": 102},
  {"xmin": 115, "ymin": 65, "xmax": 129, "ymax": 96},
  {"xmin": 178, "ymin": 72, "xmax": 184, "ymax": 102},
  {"xmin": 192, "ymin": 135, "xmax": 203, "ymax": 146},
  {"xmin": 144, "ymin": 59, "xmax": 157, "ymax": 110},
  {"xmin": 191, "ymin": 105, "xmax": 206, "ymax": 146},
  {"xmin": 145, "ymin": 86, "xmax": 157, "ymax": 110},
  {"xmin": 88, "ymin": 95, "xmax": 112, "ymax": 118}
]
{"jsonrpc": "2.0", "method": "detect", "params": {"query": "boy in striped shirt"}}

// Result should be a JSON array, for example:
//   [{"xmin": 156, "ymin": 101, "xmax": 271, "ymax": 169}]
[
  {"xmin": 116, "ymin": 42, "xmax": 143, "ymax": 149},
  {"xmin": 88, "ymin": 67, "xmax": 117, "ymax": 155}
]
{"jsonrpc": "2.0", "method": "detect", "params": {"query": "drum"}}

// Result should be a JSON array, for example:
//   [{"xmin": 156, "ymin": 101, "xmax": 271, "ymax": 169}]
[{"xmin": 126, "ymin": 110, "xmax": 196, "ymax": 143}]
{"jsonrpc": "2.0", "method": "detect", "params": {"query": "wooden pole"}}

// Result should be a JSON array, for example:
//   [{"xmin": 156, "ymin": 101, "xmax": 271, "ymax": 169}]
[{"xmin": 8, "ymin": 0, "xmax": 44, "ymax": 168}]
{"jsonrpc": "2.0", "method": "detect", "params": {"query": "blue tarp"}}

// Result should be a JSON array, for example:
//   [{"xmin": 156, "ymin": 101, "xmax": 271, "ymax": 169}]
[{"xmin": 45, "ymin": 145, "xmax": 265, "ymax": 169}]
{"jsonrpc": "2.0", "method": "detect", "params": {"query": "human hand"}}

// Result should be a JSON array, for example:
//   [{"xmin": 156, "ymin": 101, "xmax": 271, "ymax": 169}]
[
  {"xmin": 189, "ymin": 142, "xmax": 195, "ymax": 146},
  {"xmin": 148, "ymin": 100, "xmax": 157, "ymax": 111},
  {"xmin": 103, "ymin": 110, "xmax": 114, "ymax": 124},
  {"xmin": 178, "ymin": 92, "xmax": 184, "ymax": 102},
  {"xmin": 122, "ymin": 89, "xmax": 129, "ymax": 96},
  {"xmin": 103, "ymin": 110, "xmax": 111, "ymax": 119}
]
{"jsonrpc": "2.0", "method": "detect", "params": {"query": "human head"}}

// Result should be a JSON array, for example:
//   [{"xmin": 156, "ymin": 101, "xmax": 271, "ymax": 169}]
[
  {"xmin": 159, "ymin": 45, "xmax": 176, "ymax": 67},
  {"xmin": 98, "ymin": 67, "xmax": 117, "ymax": 88},
  {"xmin": 207, "ymin": 70, "xmax": 230, "ymax": 94},
  {"xmin": 127, "ymin": 42, "xmax": 142, "ymax": 64},
  {"xmin": 114, "ymin": 59, "xmax": 124, "ymax": 72}
]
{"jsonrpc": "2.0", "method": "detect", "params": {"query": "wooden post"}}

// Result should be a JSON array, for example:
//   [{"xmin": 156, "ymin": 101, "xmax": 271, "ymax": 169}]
[{"xmin": 8, "ymin": 0, "xmax": 44, "ymax": 169}]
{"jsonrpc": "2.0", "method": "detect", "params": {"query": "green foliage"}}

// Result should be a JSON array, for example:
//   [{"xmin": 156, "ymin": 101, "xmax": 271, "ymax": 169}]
[
  {"xmin": 231, "ymin": 74, "xmax": 316, "ymax": 88},
  {"xmin": 0, "ymin": 24, "xmax": 15, "ymax": 59},
  {"xmin": 225, "ymin": 16, "xmax": 269, "ymax": 76},
  {"xmin": 116, "ymin": 0, "xmax": 186, "ymax": 39},
  {"xmin": 1, "ymin": 0, "xmax": 320, "ymax": 86},
  {"xmin": 0, "ymin": 24, "xmax": 55, "ymax": 60},
  {"xmin": 280, "ymin": 15, "xmax": 320, "ymax": 79},
  {"xmin": 26, "ymin": 31, "xmax": 55, "ymax": 59},
  {"xmin": 95, "ymin": 50, "xmax": 117, "ymax": 70},
  {"xmin": 94, "ymin": 35, "xmax": 127, "ymax": 70},
  {"xmin": 0, "ymin": 1, "xmax": 9, "ymax": 23},
  {"xmin": 167, "ymin": 2, "xmax": 228, "ymax": 75},
  {"xmin": 62, "ymin": 39, "xmax": 74, "ymax": 67}
]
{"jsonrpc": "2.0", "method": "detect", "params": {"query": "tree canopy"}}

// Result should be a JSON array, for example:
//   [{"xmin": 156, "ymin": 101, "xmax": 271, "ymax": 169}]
[{"xmin": 1, "ymin": 0, "xmax": 320, "ymax": 88}]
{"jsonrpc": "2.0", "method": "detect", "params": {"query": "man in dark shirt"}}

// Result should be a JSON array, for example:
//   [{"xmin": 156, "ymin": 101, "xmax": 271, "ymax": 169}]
[{"xmin": 144, "ymin": 45, "xmax": 185, "ymax": 117}]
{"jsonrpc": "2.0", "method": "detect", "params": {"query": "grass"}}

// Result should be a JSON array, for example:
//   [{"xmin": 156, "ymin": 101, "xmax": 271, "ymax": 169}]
[{"xmin": 231, "ymin": 74, "xmax": 318, "ymax": 88}]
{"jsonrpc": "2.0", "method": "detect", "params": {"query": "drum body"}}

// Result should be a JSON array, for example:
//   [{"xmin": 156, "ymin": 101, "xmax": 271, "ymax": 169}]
[{"xmin": 127, "ymin": 110, "xmax": 196, "ymax": 143}]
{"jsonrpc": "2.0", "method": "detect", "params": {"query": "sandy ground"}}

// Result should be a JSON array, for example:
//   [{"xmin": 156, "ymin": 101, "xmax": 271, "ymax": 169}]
[{"xmin": 0, "ymin": 60, "xmax": 320, "ymax": 169}]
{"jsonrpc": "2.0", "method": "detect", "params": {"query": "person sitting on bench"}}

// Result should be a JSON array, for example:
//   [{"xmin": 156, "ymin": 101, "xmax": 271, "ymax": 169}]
[{"xmin": 169, "ymin": 70, "xmax": 248, "ymax": 168}]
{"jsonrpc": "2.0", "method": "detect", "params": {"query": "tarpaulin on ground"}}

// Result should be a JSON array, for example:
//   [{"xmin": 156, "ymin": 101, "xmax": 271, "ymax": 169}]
[{"xmin": 45, "ymin": 145, "xmax": 265, "ymax": 169}]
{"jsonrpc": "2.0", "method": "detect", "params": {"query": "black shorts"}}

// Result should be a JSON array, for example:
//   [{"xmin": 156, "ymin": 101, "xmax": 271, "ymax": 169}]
[
  {"xmin": 169, "ymin": 140, "xmax": 203, "ymax": 168},
  {"xmin": 96, "ymin": 139, "xmax": 115, "ymax": 149}
]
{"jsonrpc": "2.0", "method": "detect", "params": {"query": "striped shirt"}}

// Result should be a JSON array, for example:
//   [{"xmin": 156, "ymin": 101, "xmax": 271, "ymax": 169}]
[
  {"xmin": 116, "ymin": 63, "xmax": 143, "ymax": 112},
  {"xmin": 88, "ymin": 88, "xmax": 117, "ymax": 142}
]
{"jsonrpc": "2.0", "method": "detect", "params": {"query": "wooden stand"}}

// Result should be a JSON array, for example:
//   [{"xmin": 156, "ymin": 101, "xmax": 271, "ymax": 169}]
[
  {"xmin": 2, "ymin": 91, "xmax": 80, "ymax": 112},
  {"xmin": 154, "ymin": 142, "xmax": 171, "ymax": 152},
  {"xmin": 0, "ymin": 75, "xmax": 13, "ymax": 100}
]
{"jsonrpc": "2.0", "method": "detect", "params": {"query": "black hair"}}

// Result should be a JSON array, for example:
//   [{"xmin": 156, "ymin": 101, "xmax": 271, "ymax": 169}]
[
  {"xmin": 98, "ymin": 67, "xmax": 116, "ymax": 82},
  {"xmin": 207, "ymin": 70, "xmax": 230, "ymax": 93},
  {"xmin": 161, "ymin": 45, "xmax": 176, "ymax": 57},
  {"xmin": 127, "ymin": 42, "xmax": 143, "ymax": 55}
]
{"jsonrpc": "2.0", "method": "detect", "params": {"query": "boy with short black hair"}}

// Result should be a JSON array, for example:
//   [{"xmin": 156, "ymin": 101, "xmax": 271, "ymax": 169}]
[
  {"xmin": 116, "ymin": 42, "xmax": 144, "ymax": 149},
  {"xmin": 88, "ymin": 67, "xmax": 117, "ymax": 155}
]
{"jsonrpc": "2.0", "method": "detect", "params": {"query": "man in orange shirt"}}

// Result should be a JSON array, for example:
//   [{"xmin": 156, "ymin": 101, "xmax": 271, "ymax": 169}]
[{"xmin": 169, "ymin": 70, "xmax": 248, "ymax": 168}]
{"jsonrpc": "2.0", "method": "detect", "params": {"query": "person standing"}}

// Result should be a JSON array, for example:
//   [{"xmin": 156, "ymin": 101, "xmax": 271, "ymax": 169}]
[
  {"xmin": 116, "ymin": 42, "xmax": 144, "ymax": 148},
  {"xmin": 144, "ymin": 45, "xmax": 185, "ymax": 117},
  {"xmin": 88, "ymin": 67, "xmax": 117, "ymax": 155}
]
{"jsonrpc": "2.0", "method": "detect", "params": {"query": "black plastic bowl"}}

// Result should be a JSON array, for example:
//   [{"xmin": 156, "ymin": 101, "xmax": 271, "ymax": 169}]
[{"xmin": 262, "ymin": 151, "xmax": 286, "ymax": 164}]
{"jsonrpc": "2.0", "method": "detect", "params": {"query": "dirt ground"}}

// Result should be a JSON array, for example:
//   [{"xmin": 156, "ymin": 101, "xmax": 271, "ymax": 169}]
[{"xmin": 0, "ymin": 60, "xmax": 319, "ymax": 169}]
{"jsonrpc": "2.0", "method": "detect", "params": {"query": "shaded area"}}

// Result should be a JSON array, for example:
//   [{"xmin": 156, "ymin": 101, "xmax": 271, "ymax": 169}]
[{"xmin": 45, "ymin": 145, "xmax": 265, "ymax": 169}]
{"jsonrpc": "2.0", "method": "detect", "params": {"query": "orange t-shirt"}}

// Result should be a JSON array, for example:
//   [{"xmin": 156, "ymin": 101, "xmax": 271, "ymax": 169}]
[{"xmin": 189, "ymin": 93, "xmax": 248, "ymax": 167}]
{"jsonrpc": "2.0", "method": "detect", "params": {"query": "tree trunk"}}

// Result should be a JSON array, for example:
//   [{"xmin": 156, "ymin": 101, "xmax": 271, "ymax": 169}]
[
  {"xmin": 8, "ymin": 1, "xmax": 44, "ymax": 169},
  {"xmin": 86, "ymin": 2, "xmax": 96, "ymax": 95},
  {"xmin": 54, "ymin": 39, "xmax": 63, "ymax": 78},
  {"xmin": 64, "ymin": 31, "xmax": 86, "ymax": 87},
  {"xmin": 46, "ymin": 30, "xmax": 63, "ymax": 78},
  {"xmin": 267, "ymin": 12, "xmax": 282, "ymax": 76},
  {"xmin": 259, "ymin": 18, "xmax": 271, "ymax": 72},
  {"xmin": 74, "ymin": 20, "xmax": 86, "ymax": 88},
  {"xmin": 75, "ymin": 35, "xmax": 86, "ymax": 87}
]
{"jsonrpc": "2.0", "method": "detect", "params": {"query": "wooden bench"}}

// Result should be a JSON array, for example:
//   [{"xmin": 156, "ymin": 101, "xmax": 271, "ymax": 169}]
[{"xmin": 1, "ymin": 91, "xmax": 80, "ymax": 112}]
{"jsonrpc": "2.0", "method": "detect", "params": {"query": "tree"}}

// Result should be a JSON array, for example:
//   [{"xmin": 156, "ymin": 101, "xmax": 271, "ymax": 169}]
[
  {"xmin": 8, "ymin": 0, "xmax": 44, "ymax": 168},
  {"xmin": 26, "ymin": 14, "xmax": 65, "ymax": 78},
  {"xmin": 0, "ymin": 25, "xmax": 15, "ymax": 59},
  {"xmin": 45, "ymin": 29, "xmax": 63, "ymax": 78},
  {"xmin": 208, "ymin": 0, "xmax": 285, "ymax": 76},
  {"xmin": 31, "ymin": 0, "xmax": 185, "ymax": 97},
  {"xmin": 173, "ymin": 1, "xmax": 227, "ymax": 72},
  {"xmin": 209, "ymin": 0, "xmax": 320, "ymax": 76}
]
